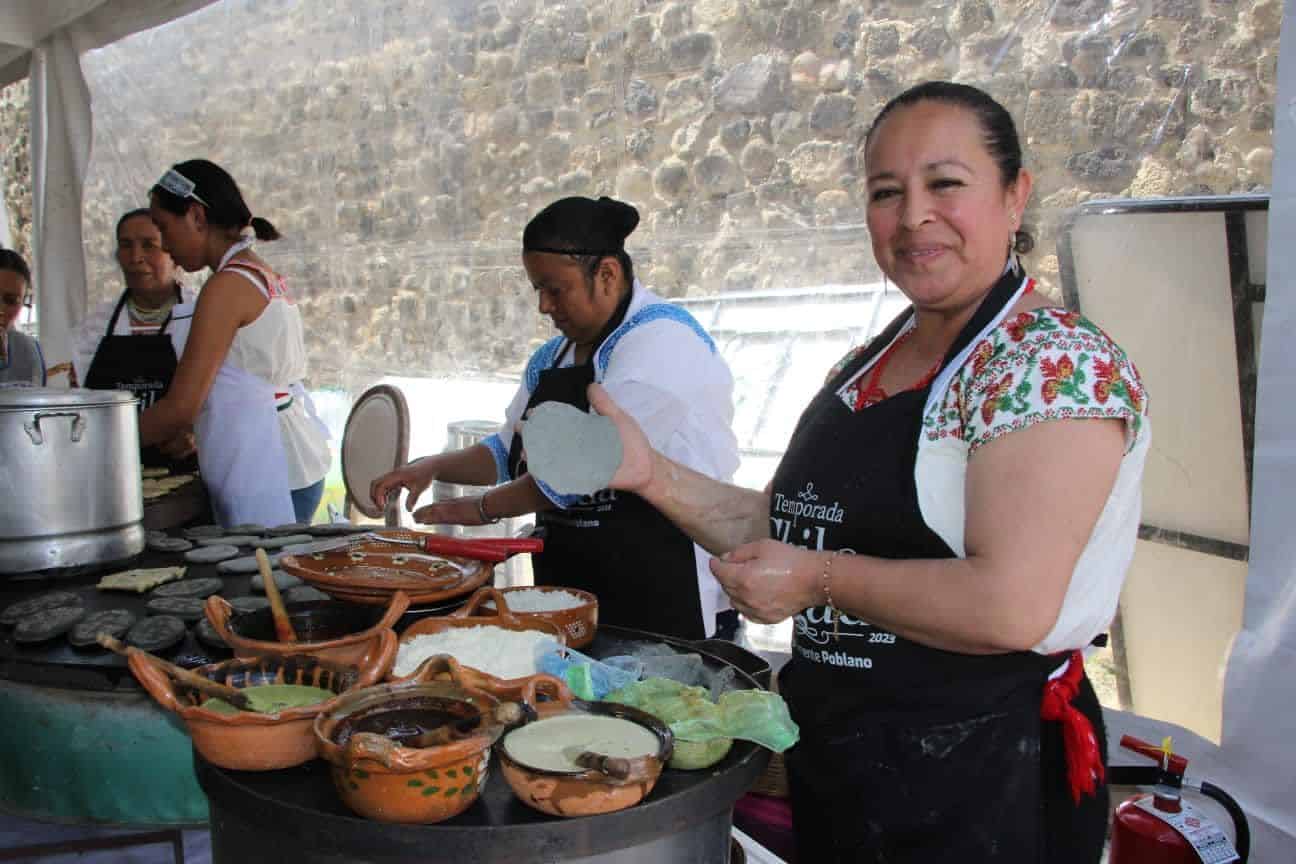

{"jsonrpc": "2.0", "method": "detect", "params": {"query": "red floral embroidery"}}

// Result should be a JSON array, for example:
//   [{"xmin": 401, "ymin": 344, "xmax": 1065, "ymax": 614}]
[
  {"xmin": 1092, "ymin": 355, "xmax": 1120, "ymax": 404},
  {"xmin": 980, "ymin": 374, "xmax": 1015, "ymax": 425},
  {"xmin": 970, "ymin": 340, "xmax": 994, "ymax": 378},
  {"xmin": 1040, "ymin": 354, "xmax": 1076, "ymax": 405},
  {"xmin": 1057, "ymin": 310, "xmax": 1082, "ymax": 329},
  {"xmin": 1006, "ymin": 312, "xmax": 1035, "ymax": 342}
]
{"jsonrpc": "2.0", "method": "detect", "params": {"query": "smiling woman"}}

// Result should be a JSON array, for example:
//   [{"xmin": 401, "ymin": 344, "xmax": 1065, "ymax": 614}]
[{"xmin": 583, "ymin": 81, "xmax": 1152, "ymax": 864}]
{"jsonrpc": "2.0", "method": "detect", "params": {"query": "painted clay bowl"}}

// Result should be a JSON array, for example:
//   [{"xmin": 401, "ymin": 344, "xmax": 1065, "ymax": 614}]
[
  {"xmin": 455, "ymin": 586, "xmax": 598, "ymax": 650},
  {"xmin": 496, "ymin": 676, "xmax": 673, "ymax": 818},
  {"xmin": 314, "ymin": 655, "xmax": 550, "ymax": 823},
  {"xmin": 204, "ymin": 591, "xmax": 408, "ymax": 670},
  {"xmin": 388, "ymin": 608, "xmax": 565, "ymax": 693},
  {"xmin": 128, "ymin": 637, "xmax": 395, "ymax": 771}
]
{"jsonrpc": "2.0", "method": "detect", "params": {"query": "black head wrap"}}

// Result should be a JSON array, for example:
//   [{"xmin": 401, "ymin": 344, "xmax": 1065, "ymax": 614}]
[{"xmin": 522, "ymin": 196, "xmax": 640, "ymax": 256}]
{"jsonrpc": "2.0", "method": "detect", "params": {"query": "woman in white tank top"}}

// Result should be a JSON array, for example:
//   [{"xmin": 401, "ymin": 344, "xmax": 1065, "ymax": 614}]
[{"xmin": 138, "ymin": 159, "xmax": 330, "ymax": 527}]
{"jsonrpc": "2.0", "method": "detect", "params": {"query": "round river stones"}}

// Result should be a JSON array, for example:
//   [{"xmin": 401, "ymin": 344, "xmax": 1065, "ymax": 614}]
[
  {"xmin": 197, "ymin": 535, "xmax": 258, "ymax": 548},
  {"xmin": 283, "ymin": 586, "xmax": 330, "ymax": 603},
  {"xmin": 145, "ymin": 596, "xmax": 206, "ymax": 621},
  {"xmin": 194, "ymin": 617, "xmax": 227, "ymax": 651},
  {"xmin": 226, "ymin": 524, "xmax": 266, "ymax": 536},
  {"xmin": 152, "ymin": 577, "xmax": 224, "ymax": 599},
  {"xmin": 217, "ymin": 553, "xmax": 282, "ymax": 575},
  {"xmin": 1, "ymin": 591, "xmax": 82, "ymax": 627},
  {"xmin": 13, "ymin": 606, "xmax": 86, "ymax": 643},
  {"xmin": 249, "ymin": 570, "xmax": 302, "ymax": 592},
  {"xmin": 250, "ymin": 534, "xmax": 313, "ymax": 550},
  {"xmin": 68, "ymin": 609, "xmax": 137, "ymax": 648},
  {"xmin": 229, "ymin": 596, "xmax": 271, "ymax": 614},
  {"xmin": 182, "ymin": 524, "xmax": 225, "ymax": 540},
  {"xmin": 126, "ymin": 615, "xmax": 187, "ymax": 652},
  {"xmin": 267, "ymin": 522, "xmax": 310, "ymax": 536},
  {"xmin": 147, "ymin": 536, "xmax": 194, "ymax": 553},
  {"xmin": 184, "ymin": 544, "xmax": 241, "ymax": 564}
]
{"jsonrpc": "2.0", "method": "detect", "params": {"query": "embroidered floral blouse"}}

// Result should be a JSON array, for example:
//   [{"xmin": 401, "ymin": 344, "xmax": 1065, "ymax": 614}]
[{"xmin": 830, "ymin": 304, "xmax": 1152, "ymax": 655}]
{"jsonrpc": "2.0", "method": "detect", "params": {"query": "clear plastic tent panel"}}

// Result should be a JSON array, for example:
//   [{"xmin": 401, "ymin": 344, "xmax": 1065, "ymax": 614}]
[{"xmin": 71, "ymin": 0, "xmax": 1277, "ymax": 723}]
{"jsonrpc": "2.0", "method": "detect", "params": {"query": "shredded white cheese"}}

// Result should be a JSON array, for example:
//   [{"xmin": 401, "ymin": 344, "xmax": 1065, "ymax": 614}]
[
  {"xmin": 394, "ymin": 625, "xmax": 559, "ymax": 679},
  {"xmin": 486, "ymin": 588, "xmax": 587, "ymax": 613}
]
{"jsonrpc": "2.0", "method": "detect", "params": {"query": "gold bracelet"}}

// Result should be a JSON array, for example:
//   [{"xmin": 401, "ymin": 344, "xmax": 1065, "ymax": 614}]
[
  {"xmin": 476, "ymin": 492, "xmax": 501, "ymax": 525},
  {"xmin": 822, "ymin": 550, "xmax": 841, "ymax": 640}
]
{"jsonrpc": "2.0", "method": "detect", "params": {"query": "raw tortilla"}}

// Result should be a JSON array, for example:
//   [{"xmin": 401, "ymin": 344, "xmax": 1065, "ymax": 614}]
[{"xmin": 522, "ymin": 401, "xmax": 622, "ymax": 496}]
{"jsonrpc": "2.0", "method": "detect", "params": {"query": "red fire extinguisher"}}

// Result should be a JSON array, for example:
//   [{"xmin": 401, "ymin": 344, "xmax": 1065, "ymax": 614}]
[{"xmin": 1108, "ymin": 735, "xmax": 1250, "ymax": 864}]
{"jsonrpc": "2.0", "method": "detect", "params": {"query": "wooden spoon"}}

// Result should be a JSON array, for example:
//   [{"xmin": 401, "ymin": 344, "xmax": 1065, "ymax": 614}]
[
  {"xmin": 98, "ymin": 633, "xmax": 251, "ymax": 710},
  {"xmin": 257, "ymin": 548, "xmax": 298, "ymax": 643}
]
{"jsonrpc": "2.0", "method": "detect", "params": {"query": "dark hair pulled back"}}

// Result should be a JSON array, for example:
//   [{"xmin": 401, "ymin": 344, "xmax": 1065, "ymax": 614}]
[
  {"xmin": 865, "ymin": 81, "xmax": 1034, "ymax": 255},
  {"xmin": 523, "ymin": 196, "xmax": 638, "ymax": 286},
  {"xmin": 115, "ymin": 208, "xmax": 153, "ymax": 238},
  {"xmin": 151, "ymin": 159, "xmax": 282, "ymax": 242},
  {"xmin": 0, "ymin": 248, "xmax": 31, "ymax": 285}
]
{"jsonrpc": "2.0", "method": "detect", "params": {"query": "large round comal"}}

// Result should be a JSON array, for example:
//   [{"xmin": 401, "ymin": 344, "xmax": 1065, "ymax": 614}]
[{"xmin": 0, "ymin": 388, "xmax": 144, "ymax": 573}]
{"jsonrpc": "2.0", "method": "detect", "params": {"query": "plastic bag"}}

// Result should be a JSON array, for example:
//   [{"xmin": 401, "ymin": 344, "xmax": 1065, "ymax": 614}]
[
  {"xmin": 537, "ymin": 646, "xmax": 643, "ymax": 700},
  {"xmin": 604, "ymin": 677, "xmax": 799, "ymax": 770}
]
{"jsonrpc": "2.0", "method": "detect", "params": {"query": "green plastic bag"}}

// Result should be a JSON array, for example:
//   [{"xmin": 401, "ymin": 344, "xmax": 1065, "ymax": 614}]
[{"xmin": 604, "ymin": 677, "xmax": 799, "ymax": 770}]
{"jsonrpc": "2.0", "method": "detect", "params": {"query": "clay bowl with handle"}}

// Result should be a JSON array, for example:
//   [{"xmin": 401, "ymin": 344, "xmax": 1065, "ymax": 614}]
[
  {"xmin": 495, "ymin": 675, "xmax": 674, "ymax": 818},
  {"xmin": 128, "ymin": 631, "xmax": 396, "ymax": 771},
  {"xmin": 314, "ymin": 655, "xmax": 552, "ymax": 824},
  {"xmin": 388, "ymin": 605, "xmax": 565, "ymax": 694},
  {"xmin": 205, "ymin": 590, "xmax": 409, "ymax": 671},
  {"xmin": 455, "ymin": 586, "xmax": 598, "ymax": 650}
]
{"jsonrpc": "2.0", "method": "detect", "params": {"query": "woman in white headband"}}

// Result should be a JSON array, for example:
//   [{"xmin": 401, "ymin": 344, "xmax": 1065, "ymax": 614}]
[{"xmin": 138, "ymin": 159, "xmax": 330, "ymax": 527}]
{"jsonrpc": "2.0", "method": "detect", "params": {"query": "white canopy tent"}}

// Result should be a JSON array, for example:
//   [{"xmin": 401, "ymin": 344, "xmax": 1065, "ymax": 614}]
[{"xmin": 1, "ymin": 1, "xmax": 1293, "ymax": 857}]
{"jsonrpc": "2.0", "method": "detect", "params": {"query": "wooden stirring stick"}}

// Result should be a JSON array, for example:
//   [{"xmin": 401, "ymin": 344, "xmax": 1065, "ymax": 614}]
[
  {"xmin": 98, "ymin": 634, "xmax": 251, "ymax": 710},
  {"xmin": 257, "ymin": 548, "xmax": 299, "ymax": 643}
]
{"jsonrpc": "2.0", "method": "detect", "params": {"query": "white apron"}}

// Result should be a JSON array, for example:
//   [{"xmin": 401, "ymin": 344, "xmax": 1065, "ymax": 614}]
[{"xmin": 191, "ymin": 240, "xmax": 295, "ymax": 527}]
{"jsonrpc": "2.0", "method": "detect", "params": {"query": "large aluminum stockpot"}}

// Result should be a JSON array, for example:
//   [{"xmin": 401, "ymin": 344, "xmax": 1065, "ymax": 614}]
[{"xmin": 0, "ymin": 388, "xmax": 145, "ymax": 574}]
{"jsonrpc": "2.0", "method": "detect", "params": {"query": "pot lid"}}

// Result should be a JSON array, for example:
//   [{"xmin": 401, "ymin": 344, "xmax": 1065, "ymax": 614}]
[{"xmin": 0, "ymin": 386, "xmax": 138, "ymax": 411}]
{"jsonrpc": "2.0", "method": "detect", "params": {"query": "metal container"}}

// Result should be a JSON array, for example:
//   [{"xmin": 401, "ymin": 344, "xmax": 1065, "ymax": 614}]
[
  {"xmin": 433, "ymin": 420, "xmax": 532, "ymax": 588},
  {"xmin": 0, "ymin": 388, "xmax": 145, "ymax": 574}
]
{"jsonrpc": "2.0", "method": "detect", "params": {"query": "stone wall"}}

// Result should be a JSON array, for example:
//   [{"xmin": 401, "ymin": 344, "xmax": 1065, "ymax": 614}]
[{"xmin": 1, "ymin": 0, "xmax": 1280, "ymax": 387}]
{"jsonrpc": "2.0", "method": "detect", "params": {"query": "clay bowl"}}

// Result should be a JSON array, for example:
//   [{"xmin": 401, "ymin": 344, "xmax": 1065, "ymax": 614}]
[
  {"xmin": 128, "ymin": 637, "xmax": 395, "ymax": 771},
  {"xmin": 204, "ymin": 591, "xmax": 408, "ymax": 671},
  {"xmin": 496, "ymin": 676, "xmax": 674, "ymax": 818},
  {"xmin": 389, "ymin": 608, "xmax": 565, "ymax": 695},
  {"xmin": 456, "ymin": 586, "xmax": 598, "ymax": 650},
  {"xmin": 314, "ymin": 655, "xmax": 554, "ymax": 823}
]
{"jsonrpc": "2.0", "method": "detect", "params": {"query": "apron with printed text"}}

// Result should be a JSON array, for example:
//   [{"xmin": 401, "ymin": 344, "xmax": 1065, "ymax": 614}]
[
  {"xmin": 772, "ymin": 268, "xmax": 1108, "ymax": 863},
  {"xmin": 84, "ymin": 287, "xmax": 196, "ymax": 471}
]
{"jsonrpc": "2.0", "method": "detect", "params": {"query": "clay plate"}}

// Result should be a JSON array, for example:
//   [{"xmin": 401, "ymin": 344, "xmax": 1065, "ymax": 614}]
[{"xmin": 280, "ymin": 541, "xmax": 489, "ymax": 607}]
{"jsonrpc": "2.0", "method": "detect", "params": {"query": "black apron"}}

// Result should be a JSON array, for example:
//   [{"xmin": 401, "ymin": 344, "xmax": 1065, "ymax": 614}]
[
  {"xmin": 507, "ymin": 299, "xmax": 707, "ymax": 641},
  {"xmin": 84, "ymin": 288, "xmax": 196, "ymax": 471},
  {"xmin": 772, "ymin": 268, "xmax": 1108, "ymax": 863}
]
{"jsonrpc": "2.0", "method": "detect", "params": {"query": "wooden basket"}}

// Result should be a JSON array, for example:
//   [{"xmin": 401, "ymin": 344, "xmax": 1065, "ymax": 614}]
[
  {"xmin": 747, "ymin": 666, "xmax": 790, "ymax": 798},
  {"xmin": 748, "ymin": 751, "xmax": 790, "ymax": 798}
]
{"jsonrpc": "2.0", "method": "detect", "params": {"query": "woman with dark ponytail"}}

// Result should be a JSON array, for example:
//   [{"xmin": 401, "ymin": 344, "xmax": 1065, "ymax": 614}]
[{"xmin": 139, "ymin": 159, "xmax": 330, "ymax": 527}]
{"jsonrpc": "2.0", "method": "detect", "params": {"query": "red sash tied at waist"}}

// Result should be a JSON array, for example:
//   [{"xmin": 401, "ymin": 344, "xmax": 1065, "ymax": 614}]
[{"xmin": 1040, "ymin": 649, "xmax": 1105, "ymax": 803}]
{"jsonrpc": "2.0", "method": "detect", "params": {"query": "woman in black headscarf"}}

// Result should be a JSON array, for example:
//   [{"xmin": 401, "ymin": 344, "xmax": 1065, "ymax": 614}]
[{"xmin": 371, "ymin": 196, "xmax": 741, "ymax": 640}]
